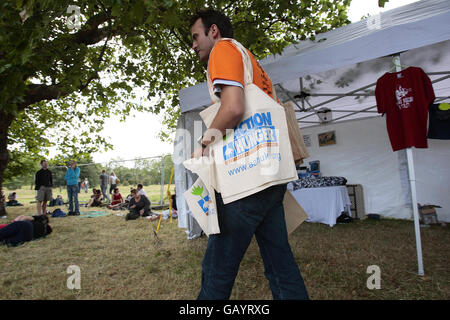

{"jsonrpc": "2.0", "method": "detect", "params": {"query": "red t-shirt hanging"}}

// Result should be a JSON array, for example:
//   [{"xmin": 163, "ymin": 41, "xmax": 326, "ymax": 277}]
[{"xmin": 375, "ymin": 67, "xmax": 435, "ymax": 152}]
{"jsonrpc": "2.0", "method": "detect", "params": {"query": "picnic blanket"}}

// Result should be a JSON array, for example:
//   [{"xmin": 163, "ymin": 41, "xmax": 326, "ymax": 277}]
[{"xmin": 78, "ymin": 211, "xmax": 111, "ymax": 218}]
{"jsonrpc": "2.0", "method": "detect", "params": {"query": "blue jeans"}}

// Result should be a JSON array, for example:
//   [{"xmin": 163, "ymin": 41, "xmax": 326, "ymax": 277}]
[
  {"xmin": 67, "ymin": 184, "xmax": 80, "ymax": 213},
  {"xmin": 197, "ymin": 184, "xmax": 309, "ymax": 300},
  {"xmin": 101, "ymin": 185, "xmax": 110, "ymax": 201}
]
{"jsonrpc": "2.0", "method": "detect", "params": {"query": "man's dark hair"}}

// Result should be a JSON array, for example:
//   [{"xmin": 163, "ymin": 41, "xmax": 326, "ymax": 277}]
[
  {"xmin": 137, "ymin": 184, "xmax": 143, "ymax": 189},
  {"xmin": 190, "ymin": 9, "xmax": 233, "ymax": 38},
  {"xmin": 40, "ymin": 159, "xmax": 47, "ymax": 165}
]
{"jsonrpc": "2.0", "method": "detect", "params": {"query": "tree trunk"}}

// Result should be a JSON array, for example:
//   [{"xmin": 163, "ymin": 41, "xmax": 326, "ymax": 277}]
[{"xmin": 0, "ymin": 111, "xmax": 14, "ymax": 217}]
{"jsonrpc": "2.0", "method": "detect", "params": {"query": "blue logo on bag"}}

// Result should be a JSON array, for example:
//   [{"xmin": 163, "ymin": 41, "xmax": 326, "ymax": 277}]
[
  {"xmin": 191, "ymin": 186, "xmax": 215, "ymax": 216},
  {"xmin": 223, "ymin": 112, "xmax": 277, "ymax": 163},
  {"xmin": 197, "ymin": 195, "xmax": 211, "ymax": 214}
]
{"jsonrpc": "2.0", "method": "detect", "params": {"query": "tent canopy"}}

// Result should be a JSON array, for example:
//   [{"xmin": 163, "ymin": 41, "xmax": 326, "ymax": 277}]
[{"xmin": 179, "ymin": 0, "xmax": 450, "ymax": 120}]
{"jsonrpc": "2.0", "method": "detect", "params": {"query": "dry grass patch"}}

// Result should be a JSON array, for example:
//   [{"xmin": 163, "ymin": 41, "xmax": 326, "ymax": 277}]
[{"xmin": 1, "ymin": 204, "xmax": 449, "ymax": 300}]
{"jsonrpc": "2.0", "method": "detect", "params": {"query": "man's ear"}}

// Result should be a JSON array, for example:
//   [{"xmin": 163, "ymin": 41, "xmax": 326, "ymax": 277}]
[{"xmin": 210, "ymin": 24, "xmax": 221, "ymax": 39}]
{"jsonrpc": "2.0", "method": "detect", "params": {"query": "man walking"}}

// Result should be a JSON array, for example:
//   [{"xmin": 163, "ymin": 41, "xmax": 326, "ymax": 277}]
[
  {"xmin": 99, "ymin": 169, "xmax": 110, "ymax": 202},
  {"xmin": 64, "ymin": 160, "xmax": 80, "ymax": 215},
  {"xmin": 189, "ymin": 9, "xmax": 309, "ymax": 300},
  {"xmin": 35, "ymin": 159, "xmax": 53, "ymax": 216}
]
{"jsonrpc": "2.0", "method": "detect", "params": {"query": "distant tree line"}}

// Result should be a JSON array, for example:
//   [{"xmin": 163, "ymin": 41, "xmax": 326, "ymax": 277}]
[{"xmin": 3, "ymin": 155, "xmax": 173, "ymax": 190}]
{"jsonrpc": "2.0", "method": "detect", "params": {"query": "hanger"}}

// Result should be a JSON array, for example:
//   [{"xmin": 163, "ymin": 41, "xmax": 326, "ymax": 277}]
[{"xmin": 389, "ymin": 56, "xmax": 409, "ymax": 72}]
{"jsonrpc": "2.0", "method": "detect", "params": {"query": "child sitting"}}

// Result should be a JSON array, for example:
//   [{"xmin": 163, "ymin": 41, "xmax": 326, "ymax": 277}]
[{"xmin": 107, "ymin": 188, "xmax": 124, "ymax": 210}]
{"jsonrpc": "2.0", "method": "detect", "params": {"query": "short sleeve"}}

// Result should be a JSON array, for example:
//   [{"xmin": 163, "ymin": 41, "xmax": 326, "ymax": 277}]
[
  {"xmin": 375, "ymin": 77, "xmax": 385, "ymax": 115},
  {"xmin": 208, "ymin": 41, "xmax": 245, "ymax": 87}
]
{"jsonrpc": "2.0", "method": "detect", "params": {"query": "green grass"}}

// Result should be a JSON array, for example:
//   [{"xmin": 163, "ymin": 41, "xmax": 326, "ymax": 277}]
[{"xmin": 0, "ymin": 201, "xmax": 449, "ymax": 300}]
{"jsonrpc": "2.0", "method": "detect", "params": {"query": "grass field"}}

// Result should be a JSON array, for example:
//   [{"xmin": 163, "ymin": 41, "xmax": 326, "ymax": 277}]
[{"xmin": 0, "ymin": 191, "xmax": 449, "ymax": 300}]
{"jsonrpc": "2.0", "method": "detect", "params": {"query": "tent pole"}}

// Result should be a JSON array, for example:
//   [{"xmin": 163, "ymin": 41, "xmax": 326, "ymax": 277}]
[
  {"xmin": 393, "ymin": 54, "xmax": 424, "ymax": 276},
  {"xmin": 406, "ymin": 148, "xmax": 425, "ymax": 276}
]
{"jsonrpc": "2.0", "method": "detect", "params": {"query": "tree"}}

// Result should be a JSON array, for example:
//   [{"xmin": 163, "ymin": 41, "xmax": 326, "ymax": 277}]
[{"xmin": 0, "ymin": 0, "xmax": 352, "ymax": 216}]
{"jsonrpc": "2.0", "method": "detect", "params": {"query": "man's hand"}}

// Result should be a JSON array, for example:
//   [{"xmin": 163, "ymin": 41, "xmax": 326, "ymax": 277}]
[
  {"xmin": 191, "ymin": 140, "xmax": 212, "ymax": 159},
  {"xmin": 139, "ymin": 209, "xmax": 144, "ymax": 216},
  {"xmin": 191, "ymin": 145, "xmax": 206, "ymax": 159}
]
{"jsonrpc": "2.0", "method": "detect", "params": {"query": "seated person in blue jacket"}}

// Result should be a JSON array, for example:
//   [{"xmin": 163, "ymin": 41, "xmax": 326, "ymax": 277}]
[
  {"xmin": 125, "ymin": 189, "xmax": 152, "ymax": 220},
  {"xmin": 55, "ymin": 195, "xmax": 64, "ymax": 206},
  {"xmin": 0, "ymin": 214, "xmax": 52, "ymax": 247}
]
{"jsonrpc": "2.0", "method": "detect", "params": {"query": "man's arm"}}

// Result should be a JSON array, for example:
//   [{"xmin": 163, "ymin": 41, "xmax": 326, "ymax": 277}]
[
  {"xmin": 193, "ymin": 85, "xmax": 245, "ymax": 157},
  {"xmin": 35, "ymin": 171, "xmax": 41, "ymax": 190},
  {"xmin": 13, "ymin": 215, "xmax": 34, "ymax": 222}
]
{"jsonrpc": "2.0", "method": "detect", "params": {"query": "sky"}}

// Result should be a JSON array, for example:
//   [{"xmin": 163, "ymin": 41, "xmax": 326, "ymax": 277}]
[{"xmin": 91, "ymin": 0, "xmax": 419, "ymax": 165}]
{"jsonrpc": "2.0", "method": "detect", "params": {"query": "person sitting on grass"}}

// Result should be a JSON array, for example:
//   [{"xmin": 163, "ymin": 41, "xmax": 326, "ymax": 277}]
[
  {"xmin": 125, "ymin": 189, "xmax": 152, "ymax": 220},
  {"xmin": 0, "ymin": 214, "xmax": 52, "ymax": 247},
  {"xmin": 48, "ymin": 194, "xmax": 65, "ymax": 207},
  {"xmin": 6, "ymin": 192, "xmax": 23, "ymax": 207},
  {"xmin": 55, "ymin": 195, "xmax": 64, "ymax": 206},
  {"xmin": 107, "ymin": 187, "xmax": 124, "ymax": 210},
  {"xmin": 86, "ymin": 189, "xmax": 103, "ymax": 207},
  {"xmin": 160, "ymin": 188, "xmax": 179, "ymax": 220},
  {"xmin": 136, "ymin": 184, "xmax": 146, "ymax": 196},
  {"xmin": 125, "ymin": 189, "xmax": 133, "ymax": 203}
]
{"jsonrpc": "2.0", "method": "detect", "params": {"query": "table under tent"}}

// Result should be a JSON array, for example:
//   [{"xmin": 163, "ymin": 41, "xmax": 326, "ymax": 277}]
[{"xmin": 173, "ymin": 0, "xmax": 450, "ymax": 275}]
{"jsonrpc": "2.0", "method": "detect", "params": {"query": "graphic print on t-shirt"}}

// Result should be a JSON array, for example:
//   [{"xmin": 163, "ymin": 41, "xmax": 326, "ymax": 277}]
[{"xmin": 395, "ymin": 85, "xmax": 413, "ymax": 109}]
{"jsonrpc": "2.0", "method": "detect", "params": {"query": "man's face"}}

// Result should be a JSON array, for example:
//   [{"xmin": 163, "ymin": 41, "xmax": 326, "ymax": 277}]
[
  {"xmin": 41, "ymin": 161, "xmax": 48, "ymax": 169},
  {"xmin": 191, "ymin": 18, "xmax": 215, "ymax": 62},
  {"xmin": 70, "ymin": 162, "xmax": 76, "ymax": 169}
]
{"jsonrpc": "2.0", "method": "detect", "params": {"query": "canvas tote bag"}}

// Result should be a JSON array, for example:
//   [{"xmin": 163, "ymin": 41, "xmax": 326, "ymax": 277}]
[
  {"xmin": 199, "ymin": 38, "xmax": 298, "ymax": 204},
  {"xmin": 183, "ymin": 157, "xmax": 220, "ymax": 236}
]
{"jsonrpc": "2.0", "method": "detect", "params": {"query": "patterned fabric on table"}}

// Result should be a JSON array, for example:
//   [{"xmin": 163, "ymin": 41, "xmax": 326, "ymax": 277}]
[{"xmin": 290, "ymin": 177, "xmax": 347, "ymax": 190}]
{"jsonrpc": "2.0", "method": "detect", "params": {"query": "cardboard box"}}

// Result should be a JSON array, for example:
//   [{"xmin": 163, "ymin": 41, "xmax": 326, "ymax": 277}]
[{"xmin": 418, "ymin": 203, "xmax": 441, "ymax": 225}]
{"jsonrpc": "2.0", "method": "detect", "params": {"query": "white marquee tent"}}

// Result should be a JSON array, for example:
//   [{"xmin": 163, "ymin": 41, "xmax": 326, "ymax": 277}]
[{"xmin": 173, "ymin": 0, "xmax": 450, "ymax": 273}]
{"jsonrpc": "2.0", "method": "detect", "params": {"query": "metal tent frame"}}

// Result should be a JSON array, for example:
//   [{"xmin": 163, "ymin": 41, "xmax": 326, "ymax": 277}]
[{"xmin": 273, "ymin": 69, "xmax": 450, "ymax": 127}]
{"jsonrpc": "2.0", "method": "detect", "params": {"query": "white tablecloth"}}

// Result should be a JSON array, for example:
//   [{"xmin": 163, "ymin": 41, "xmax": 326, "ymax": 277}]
[{"xmin": 289, "ymin": 186, "xmax": 352, "ymax": 227}]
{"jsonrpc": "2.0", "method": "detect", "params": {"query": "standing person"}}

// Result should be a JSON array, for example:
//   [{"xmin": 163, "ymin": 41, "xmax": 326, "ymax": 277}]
[
  {"xmin": 83, "ymin": 178, "xmax": 89, "ymax": 193},
  {"xmin": 99, "ymin": 169, "xmax": 110, "ymax": 202},
  {"xmin": 35, "ymin": 159, "xmax": 53, "ymax": 216},
  {"xmin": 64, "ymin": 160, "xmax": 80, "ymax": 216},
  {"xmin": 109, "ymin": 171, "xmax": 118, "ymax": 195},
  {"xmin": 189, "ymin": 10, "xmax": 309, "ymax": 300}
]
